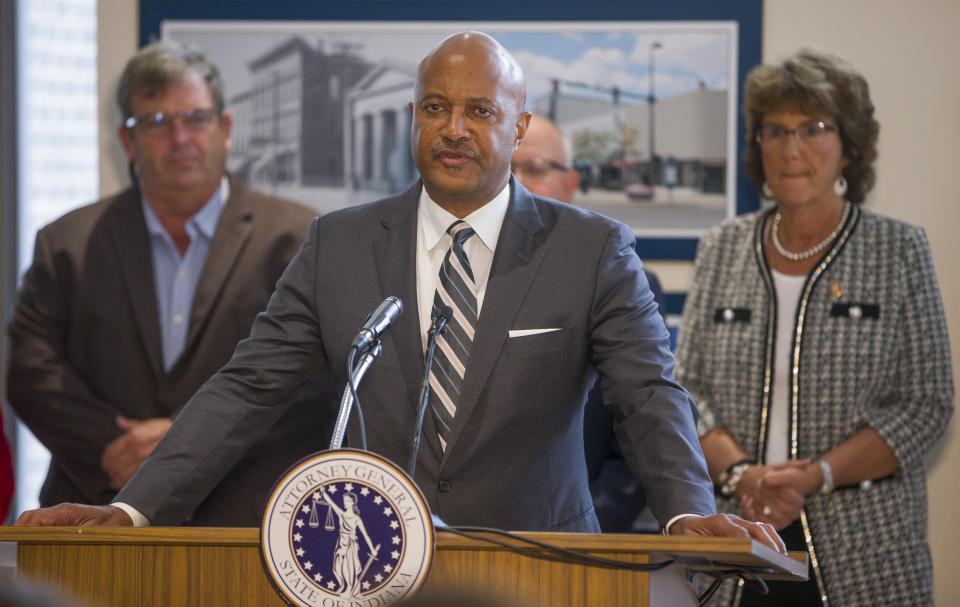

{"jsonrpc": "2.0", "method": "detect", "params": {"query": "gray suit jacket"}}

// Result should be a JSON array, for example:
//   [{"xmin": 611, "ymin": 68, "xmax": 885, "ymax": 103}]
[
  {"xmin": 7, "ymin": 178, "xmax": 331, "ymax": 525},
  {"xmin": 117, "ymin": 179, "xmax": 714, "ymax": 530}
]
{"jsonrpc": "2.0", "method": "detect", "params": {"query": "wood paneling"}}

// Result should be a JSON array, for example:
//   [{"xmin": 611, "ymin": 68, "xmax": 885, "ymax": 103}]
[{"xmin": 0, "ymin": 527, "xmax": 805, "ymax": 606}]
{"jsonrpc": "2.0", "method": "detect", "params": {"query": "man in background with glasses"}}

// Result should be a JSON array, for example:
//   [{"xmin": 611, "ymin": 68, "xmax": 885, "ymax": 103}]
[
  {"xmin": 512, "ymin": 114, "xmax": 665, "ymax": 534},
  {"xmin": 6, "ymin": 40, "xmax": 329, "ymax": 525},
  {"xmin": 510, "ymin": 114, "xmax": 581, "ymax": 204}
]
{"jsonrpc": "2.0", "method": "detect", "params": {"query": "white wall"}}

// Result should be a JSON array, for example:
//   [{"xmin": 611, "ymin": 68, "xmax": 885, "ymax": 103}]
[
  {"xmin": 97, "ymin": 1, "xmax": 960, "ymax": 601},
  {"xmin": 764, "ymin": 2, "xmax": 960, "ymax": 603},
  {"xmin": 98, "ymin": 0, "xmax": 137, "ymax": 195}
]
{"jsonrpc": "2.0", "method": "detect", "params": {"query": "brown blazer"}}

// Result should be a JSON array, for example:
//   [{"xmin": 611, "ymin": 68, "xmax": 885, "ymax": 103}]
[{"xmin": 6, "ymin": 178, "xmax": 332, "ymax": 525}]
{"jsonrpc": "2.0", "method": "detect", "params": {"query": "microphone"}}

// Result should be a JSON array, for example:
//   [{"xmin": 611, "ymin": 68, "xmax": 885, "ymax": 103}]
[
  {"xmin": 431, "ymin": 305, "xmax": 453, "ymax": 334},
  {"xmin": 408, "ymin": 305, "xmax": 453, "ymax": 476},
  {"xmin": 330, "ymin": 296, "xmax": 404, "ymax": 450},
  {"xmin": 351, "ymin": 296, "xmax": 404, "ymax": 351}
]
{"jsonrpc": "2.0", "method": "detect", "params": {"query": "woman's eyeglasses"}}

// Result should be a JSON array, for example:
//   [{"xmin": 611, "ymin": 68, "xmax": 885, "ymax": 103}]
[{"xmin": 756, "ymin": 121, "xmax": 838, "ymax": 147}]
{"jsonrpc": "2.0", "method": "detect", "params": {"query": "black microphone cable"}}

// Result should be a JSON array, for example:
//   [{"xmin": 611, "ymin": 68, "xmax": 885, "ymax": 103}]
[
  {"xmin": 695, "ymin": 568, "xmax": 770, "ymax": 605},
  {"xmin": 408, "ymin": 305, "xmax": 452, "ymax": 476},
  {"xmin": 435, "ymin": 524, "xmax": 674, "ymax": 572},
  {"xmin": 433, "ymin": 524, "xmax": 773, "ymax": 606}
]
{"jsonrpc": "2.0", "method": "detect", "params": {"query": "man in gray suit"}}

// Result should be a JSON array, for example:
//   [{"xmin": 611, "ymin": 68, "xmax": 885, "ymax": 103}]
[
  {"xmin": 7, "ymin": 40, "xmax": 327, "ymax": 525},
  {"xmin": 17, "ymin": 32, "xmax": 782, "ymax": 549}
]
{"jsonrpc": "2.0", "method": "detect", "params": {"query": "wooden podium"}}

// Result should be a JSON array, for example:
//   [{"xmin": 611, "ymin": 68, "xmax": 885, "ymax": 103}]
[{"xmin": 0, "ymin": 527, "xmax": 806, "ymax": 606}]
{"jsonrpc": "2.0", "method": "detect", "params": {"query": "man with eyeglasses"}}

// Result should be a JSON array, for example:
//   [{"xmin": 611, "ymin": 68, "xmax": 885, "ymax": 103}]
[
  {"xmin": 6, "ymin": 40, "xmax": 329, "ymax": 525},
  {"xmin": 510, "ymin": 115, "xmax": 581, "ymax": 203}
]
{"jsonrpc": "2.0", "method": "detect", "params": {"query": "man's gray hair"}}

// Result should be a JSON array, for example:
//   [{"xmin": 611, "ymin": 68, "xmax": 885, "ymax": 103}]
[{"xmin": 117, "ymin": 40, "xmax": 225, "ymax": 118}]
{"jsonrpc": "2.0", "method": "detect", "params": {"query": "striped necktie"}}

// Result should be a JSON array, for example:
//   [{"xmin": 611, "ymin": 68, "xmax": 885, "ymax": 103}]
[{"xmin": 429, "ymin": 220, "xmax": 478, "ymax": 451}]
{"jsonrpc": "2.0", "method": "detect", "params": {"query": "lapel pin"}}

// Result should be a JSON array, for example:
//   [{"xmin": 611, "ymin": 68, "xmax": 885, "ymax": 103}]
[{"xmin": 829, "ymin": 282, "xmax": 843, "ymax": 298}]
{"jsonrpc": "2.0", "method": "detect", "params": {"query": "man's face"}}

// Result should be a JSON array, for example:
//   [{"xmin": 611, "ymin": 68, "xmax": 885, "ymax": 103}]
[
  {"xmin": 119, "ymin": 73, "xmax": 231, "ymax": 211},
  {"xmin": 410, "ymin": 40, "xmax": 529, "ymax": 212},
  {"xmin": 511, "ymin": 118, "xmax": 579, "ymax": 203}
]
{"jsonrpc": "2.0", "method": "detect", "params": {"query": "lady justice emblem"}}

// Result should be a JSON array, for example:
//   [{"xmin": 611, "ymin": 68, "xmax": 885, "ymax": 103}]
[{"xmin": 261, "ymin": 450, "xmax": 434, "ymax": 606}]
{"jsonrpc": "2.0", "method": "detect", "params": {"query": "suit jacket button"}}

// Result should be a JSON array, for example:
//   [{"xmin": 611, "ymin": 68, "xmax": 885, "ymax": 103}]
[
  {"xmin": 848, "ymin": 305, "xmax": 863, "ymax": 320},
  {"xmin": 722, "ymin": 308, "xmax": 735, "ymax": 322},
  {"xmin": 438, "ymin": 479, "xmax": 452, "ymax": 493}
]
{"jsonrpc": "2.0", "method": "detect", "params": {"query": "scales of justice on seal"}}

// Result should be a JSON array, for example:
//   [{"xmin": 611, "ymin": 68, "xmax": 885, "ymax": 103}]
[{"xmin": 260, "ymin": 297, "xmax": 439, "ymax": 607}]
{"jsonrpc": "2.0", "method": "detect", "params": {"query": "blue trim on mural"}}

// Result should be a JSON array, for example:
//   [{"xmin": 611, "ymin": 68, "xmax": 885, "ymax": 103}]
[
  {"xmin": 635, "ymin": 238, "xmax": 698, "ymax": 262},
  {"xmin": 139, "ymin": 0, "xmax": 762, "ymax": 260},
  {"xmin": 664, "ymin": 292, "xmax": 687, "ymax": 317}
]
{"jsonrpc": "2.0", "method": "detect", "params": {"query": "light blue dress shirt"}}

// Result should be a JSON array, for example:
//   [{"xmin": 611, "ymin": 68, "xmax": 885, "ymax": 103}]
[{"xmin": 141, "ymin": 178, "xmax": 228, "ymax": 371}]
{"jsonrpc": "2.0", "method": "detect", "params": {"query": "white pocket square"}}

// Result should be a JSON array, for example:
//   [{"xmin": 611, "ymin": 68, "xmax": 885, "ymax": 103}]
[{"xmin": 508, "ymin": 328, "xmax": 562, "ymax": 337}]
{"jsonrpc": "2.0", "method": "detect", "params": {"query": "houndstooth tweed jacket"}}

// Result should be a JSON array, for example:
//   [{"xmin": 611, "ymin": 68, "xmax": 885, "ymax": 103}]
[{"xmin": 676, "ymin": 205, "xmax": 954, "ymax": 607}]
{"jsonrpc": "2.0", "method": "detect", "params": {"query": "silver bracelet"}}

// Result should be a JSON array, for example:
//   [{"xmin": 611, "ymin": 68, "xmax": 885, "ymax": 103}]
[
  {"xmin": 720, "ymin": 463, "xmax": 751, "ymax": 497},
  {"xmin": 818, "ymin": 459, "xmax": 835, "ymax": 494}
]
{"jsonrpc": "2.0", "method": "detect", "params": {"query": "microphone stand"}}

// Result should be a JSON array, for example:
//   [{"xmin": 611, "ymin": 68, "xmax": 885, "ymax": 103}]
[
  {"xmin": 329, "ymin": 341, "xmax": 382, "ymax": 450},
  {"xmin": 408, "ymin": 309, "xmax": 450, "ymax": 476}
]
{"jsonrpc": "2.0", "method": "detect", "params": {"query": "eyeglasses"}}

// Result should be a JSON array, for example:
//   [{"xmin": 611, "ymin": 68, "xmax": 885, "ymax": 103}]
[
  {"xmin": 124, "ymin": 108, "xmax": 220, "ymax": 135},
  {"xmin": 511, "ymin": 158, "xmax": 569, "ymax": 178},
  {"xmin": 756, "ymin": 120, "xmax": 838, "ymax": 147}
]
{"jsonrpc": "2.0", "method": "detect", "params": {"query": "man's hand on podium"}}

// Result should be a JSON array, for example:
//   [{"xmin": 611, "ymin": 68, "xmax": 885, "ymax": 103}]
[
  {"xmin": 669, "ymin": 513, "xmax": 786, "ymax": 554},
  {"xmin": 15, "ymin": 503, "xmax": 133, "ymax": 527}
]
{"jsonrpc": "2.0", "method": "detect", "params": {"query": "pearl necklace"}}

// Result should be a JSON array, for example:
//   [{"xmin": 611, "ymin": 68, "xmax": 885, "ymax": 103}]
[{"xmin": 771, "ymin": 201, "xmax": 851, "ymax": 261}]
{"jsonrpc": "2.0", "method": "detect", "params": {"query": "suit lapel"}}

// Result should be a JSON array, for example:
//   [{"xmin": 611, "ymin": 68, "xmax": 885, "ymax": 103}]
[
  {"xmin": 443, "ymin": 180, "xmax": 548, "ymax": 458},
  {"xmin": 108, "ymin": 187, "xmax": 164, "ymax": 377},
  {"xmin": 185, "ymin": 180, "xmax": 254, "ymax": 351},
  {"xmin": 372, "ymin": 183, "xmax": 427, "ymax": 411},
  {"xmin": 372, "ymin": 182, "xmax": 449, "ymax": 462}
]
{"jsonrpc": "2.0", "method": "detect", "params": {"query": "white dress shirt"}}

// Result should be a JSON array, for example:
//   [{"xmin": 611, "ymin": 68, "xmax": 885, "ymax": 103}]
[
  {"xmin": 415, "ymin": 183, "xmax": 510, "ymax": 349},
  {"xmin": 767, "ymin": 268, "xmax": 806, "ymax": 464}
]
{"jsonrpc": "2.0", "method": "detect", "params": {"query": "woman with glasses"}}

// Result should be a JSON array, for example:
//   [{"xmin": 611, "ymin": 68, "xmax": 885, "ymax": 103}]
[{"xmin": 676, "ymin": 49, "xmax": 953, "ymax": 606}]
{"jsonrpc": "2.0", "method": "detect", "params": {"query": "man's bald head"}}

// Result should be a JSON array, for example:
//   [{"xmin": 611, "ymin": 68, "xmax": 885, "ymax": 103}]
[
  {"xmin": 416, "ymin": 32, "xmax": 527, "ymax": 112},
  {"xmin": 410, "ymin": 32, "xmax": 531, "ymax": 216},
  {"xmin": 512, "ymin": 114, "xmax": 580, "ymax": 203},
  {"xmin": 524, "ymin": 115, "xmax": 572, "ymax": 166}
]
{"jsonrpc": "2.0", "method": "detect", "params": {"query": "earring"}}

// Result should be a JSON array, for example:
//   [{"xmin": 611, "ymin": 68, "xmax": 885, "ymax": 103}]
[
  {"xmin": 762, "ymin": 182, "xmax": 773, "ymax": 198},
  {"xmin": 834, "ymin": 175, "xmax": 848, "ymax": 196}
]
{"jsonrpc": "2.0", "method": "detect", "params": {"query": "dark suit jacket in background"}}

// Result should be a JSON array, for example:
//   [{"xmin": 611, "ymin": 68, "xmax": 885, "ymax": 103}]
[
  {"xmin": 6, "ymin": 179, "xmax": 332, "ymax": 525},
  {"xmin": 584, "ymin": 270, "xmax": 665, "ymax": 532},
  {"xmin": 117, "ymin": 178, "xmax": 715, "ymax": 531}
]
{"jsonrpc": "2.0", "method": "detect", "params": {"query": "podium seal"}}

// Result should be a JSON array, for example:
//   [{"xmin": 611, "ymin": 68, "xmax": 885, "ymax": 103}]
[{"xmin": 261, "ymin": 449, "xmax": 434, "ymax": 606}]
